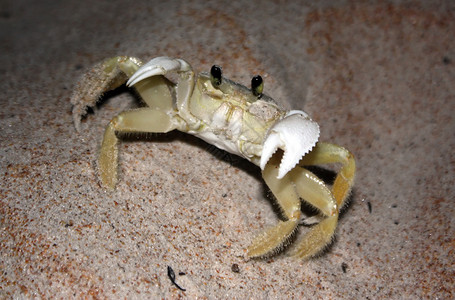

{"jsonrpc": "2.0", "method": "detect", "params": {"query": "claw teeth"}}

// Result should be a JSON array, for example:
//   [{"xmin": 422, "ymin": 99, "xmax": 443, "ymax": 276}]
[
  {"xmin": 260, "ymin": 132, "xmax": 281, "ymax": 170},
  {"xmin": 260, "ymin": 111, "xmax": 320, "ymax": 179}
]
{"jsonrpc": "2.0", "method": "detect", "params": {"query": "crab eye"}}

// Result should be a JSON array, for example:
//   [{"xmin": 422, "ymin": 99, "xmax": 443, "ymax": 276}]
[
  {"xmin": 251, "ymin": 75, "xmax": 263, "ymax": 98},
  {"xmin": 210, "ymin": 65, "xmax": 222, "ymax": 88}
]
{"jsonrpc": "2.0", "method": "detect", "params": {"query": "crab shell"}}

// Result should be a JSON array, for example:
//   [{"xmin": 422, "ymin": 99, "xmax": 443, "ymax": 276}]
[{"xmin": 126, "ymin": 57, "xmax": 320, "ymax": 179}]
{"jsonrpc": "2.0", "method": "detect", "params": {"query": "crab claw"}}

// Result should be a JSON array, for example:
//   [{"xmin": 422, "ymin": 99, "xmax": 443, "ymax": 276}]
[
  {"xmin": 126, "ymin": 56, "xmax": 190, "ymax": 87},
  {"xmin": 260, "ymin": 110, "xmax": 320, "ymax": 179}
]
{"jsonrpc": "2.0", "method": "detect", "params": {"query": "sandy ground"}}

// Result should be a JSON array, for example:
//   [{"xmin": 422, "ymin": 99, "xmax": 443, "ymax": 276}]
[{"xmin": 1, "ymin": 0, "xmax": 454, "ymax": 298}]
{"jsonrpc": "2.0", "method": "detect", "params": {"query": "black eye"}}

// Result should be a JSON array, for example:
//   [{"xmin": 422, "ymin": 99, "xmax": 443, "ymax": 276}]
[
  {"xmin": 210, "ymin": 65, "xmax": 222, "ymax": 87},
  {"xmin": 251, "ymin": 75, "xmax": 263, "ymax": 98}
]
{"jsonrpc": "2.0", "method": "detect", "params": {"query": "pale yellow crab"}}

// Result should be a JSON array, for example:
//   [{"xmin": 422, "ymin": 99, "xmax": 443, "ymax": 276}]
[{"xmin": 71, "ymin": 56, "xmax": 355, "ymax": 259}]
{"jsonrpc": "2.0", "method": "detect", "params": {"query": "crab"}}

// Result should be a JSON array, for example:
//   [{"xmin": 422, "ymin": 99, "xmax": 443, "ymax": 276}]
[{"xmin": 71, "ymin": 56, "xmax": 355, "ymax": 260}]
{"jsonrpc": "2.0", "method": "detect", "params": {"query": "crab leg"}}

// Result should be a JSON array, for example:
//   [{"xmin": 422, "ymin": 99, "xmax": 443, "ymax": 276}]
[
  {"xmin": 247, "ymin": 153, "xmax": 301, "ymax": 258},
  {"xmin": 298, "ymin": 142, "xmax": 356, "ymax": 209},
  {"xmin": 71, "ymin": 56, "xmax": 184, "ymax": 189},
  {"xmin": 127, "ymin": 56, "xmax": 198, "ymax": 127},
  {"xmin": 249, "ymin": 142, "xmax": 355, "ymax": 259},
  {"xmin": 287, "ymin": 167, "xmax": 338, "ymax": 259},
  {"xmin": 71, "ymin": 56, "xmax": 144, "ymax": 131},
  {"xmin": 99, "ymin": 108, "xmax": 178, "ymax": 190},
  {"xmin": 289, "ymin": 142, "xmax": 355, "ymax": 259}
]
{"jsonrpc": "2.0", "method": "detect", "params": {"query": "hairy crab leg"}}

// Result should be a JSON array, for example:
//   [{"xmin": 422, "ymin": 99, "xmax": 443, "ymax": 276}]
[
  {"xmin": 298, "ymin": 142, "xmax": 356, "ymax": 209},
  {"xmin": 99, "ymin": 108, "xmax": 178, "ymax": 190},
  {"xmin": 289, "ymin": 214, "xmax": 339, "ymax": 259},
  {"xmin": 71, "ymin": 56, "xmax": 184, "ymax": 189},
  {"xmin": 71, "ymin": 56, "xmax": 144, "ymax": 132},
  {"xmin": 289, "ymin": 142, "xmax": 355, "ymax": 259},
  {"xmin": 291, "ymin": 168, "xmax": 337, "ymax": 216},
  {"xmin": 288, "ymin": 168, "xmax": 338, "ymax": 259},
  {"xmin": 247, "ymin": 153, "xmax": 301, "ymax": 258},
  {"xmin": 249, "ymin": 142, "xmax": 355, "ymax": 259}
]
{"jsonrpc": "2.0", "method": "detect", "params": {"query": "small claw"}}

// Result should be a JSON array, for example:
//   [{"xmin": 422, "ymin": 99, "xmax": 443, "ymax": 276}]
[
  {"xmin": 126, "ymin": 56, "xmax": 190, "ymax": 86},
  {"xmin": 260, "ymin": 110, "xmax": 320, "ymax": 179}
]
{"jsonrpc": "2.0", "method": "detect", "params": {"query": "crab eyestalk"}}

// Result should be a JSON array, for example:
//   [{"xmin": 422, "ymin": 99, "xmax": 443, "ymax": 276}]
[
  {"xmin": 251, "ymin": 75, "xmax": 263, "ymax": 98},
  {"xmin": 210, "ymin": 65, "xmax": 222, "ymax": 87}
]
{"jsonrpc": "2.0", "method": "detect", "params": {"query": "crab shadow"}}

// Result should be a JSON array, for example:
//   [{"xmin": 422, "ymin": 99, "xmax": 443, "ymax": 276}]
[{"xmin": 120, "ymin": 128, "xmax": 261, "ymax": 180}]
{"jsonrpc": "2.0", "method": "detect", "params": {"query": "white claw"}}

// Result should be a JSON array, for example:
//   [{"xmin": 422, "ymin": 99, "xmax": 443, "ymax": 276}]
[
  {"xmin": 260, "ymin": 110, "xmax": 320, "ymax": 179},
  {"xmin": 126, "ymin": 56, "xmax": 190, "ymax": 86}
]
